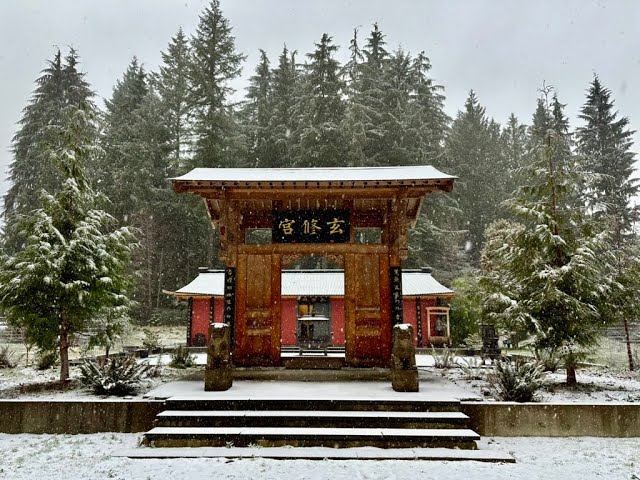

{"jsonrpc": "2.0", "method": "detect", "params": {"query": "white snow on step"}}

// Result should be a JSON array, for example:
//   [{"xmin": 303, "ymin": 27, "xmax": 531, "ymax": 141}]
[
  {"xmin": 146, "ymin": 427, "xmax": 479, "ymax": 439},
  {"xmin": 114, "ymin": 446, "xmax": 514, "ymax": 462},
  {"xmin": 157, "ymin": 410, "xmax": 468, "ymax": 420}
]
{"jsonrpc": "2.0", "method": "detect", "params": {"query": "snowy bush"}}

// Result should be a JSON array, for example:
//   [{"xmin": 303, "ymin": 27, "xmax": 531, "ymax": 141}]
[
  {"xmin": 456, "ymin": 357, "xmax": 485, "ymax": 380},
  {"xmin": 80, "ymin": 355, "xmax": 149, "ymax": 396},
  {"xmin": 431, "ymin": 346, "xmax": 454, "ymax": 369},
  {"xmin": 489, "ymin": 359, "xmax": 545, "ymax": 402},
  {"xmin": 534, "ymin": 348, "xmax": 561, "ymax": 373},
  {"xmin": 0, "ymin": 345, "xmax": 19, "ymax": 368},
  {"xmin": 36, "ymin": 349, "xmax": 58, "ymax": 370},
  {"xmin": 169, "ymin": 345, "xmax": 196, "ymax": 369},
  {"xmin": 142, "ymin": 329, "xmax": 162, "ymax": 352}
]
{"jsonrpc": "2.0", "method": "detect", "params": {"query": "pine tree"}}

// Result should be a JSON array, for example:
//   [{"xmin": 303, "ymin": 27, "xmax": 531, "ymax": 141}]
[
  {"xmin": 577, "ymin": 75, "xmax": 640, "ymax": 370},
  {"xmin": 292, "ymin": 33, "xmax": 346, "ymax": 167},
  {"xmin": 154, "ymin": 27, "xmax": 193, "ymax": 171},
  {"xmin": 0, "ymin": 103, "xmax": 136, "ymax": 382},
  {"xmin": 4, "ymin": 49, "xmax": 95, "ymax": 251},
  {"xmin": 577, "ymin": 75, "xmax": 638, "ymax": 229},
  {"xmin": 481, "ymin": 92, "xmax": 617, "ymax": 385},
  {"xmin": 500, "ymin": 114, "xmax": 528, "ymax": 201},
  {"xmin": 445, "ymin": 91, "xmax": 504, "ymax": 264},
  {"xmin": 242, "ymin": 49, "xmax": 275, "ymax": 167},
  {"xmin": 188, "ymin": 0, "xmax": 245, "ymax": 168},
  {"xmin": 98, "ymin": 58, "xmax": 151, "ymax": 221},
  {"xmin": 268, "ymin": 46, "xmax": 299, "ymax": 167}
]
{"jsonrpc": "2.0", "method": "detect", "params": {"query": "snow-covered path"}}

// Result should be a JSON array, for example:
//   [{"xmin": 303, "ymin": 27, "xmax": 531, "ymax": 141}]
[{"xmin": 0, "ymin": 433, "xmax": 638, "ymax": 480}]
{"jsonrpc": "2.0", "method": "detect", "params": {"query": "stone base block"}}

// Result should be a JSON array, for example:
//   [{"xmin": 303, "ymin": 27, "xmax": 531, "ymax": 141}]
[
  {"xmin": 391, "ymin": 369, "xmax": 419, "ymax": 392},
  {"xmin": 204, "ymin": 368, "xmax": 233, "ymax": 391}
]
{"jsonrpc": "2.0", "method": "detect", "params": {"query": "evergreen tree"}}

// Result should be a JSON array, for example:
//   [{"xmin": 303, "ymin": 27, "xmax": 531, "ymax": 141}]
[
  {"xmin": 577, "ymin": 76, "xmax": 640, "ymax": 370},
  {"xmin": 500, "ymin": 114, "xmax": 528, "ymax": 199},
  {"xmin": 188, "ymin": 0, "xmax": 245, "ymax": 168},
  {"xmin": 577, "ymin": 75, "xmax": 638, "ymax": 231},
  {"xmin": 409, "ymin": 51, "xmax": 448, "ymax": 165},
  {"xmin": 98, "ymin": 58, "xmax": 151, "ymax": 220},
  {"xmin": 445, "ymin": 91, "xmax": 504, "ymax": 264},
  {"xmin": 4, "ymin": 49, "xmax": 94, "ymax": 251},
  {"xmin": 154, "ymin": 27, "xmax": 193, "ymax": 171},
  {"xmin": 242, "ymin": 49, "xmax": 275, "ymax": 167},
  {"xmin": 292, "ymin": 33, "xmax": 346, "ymax": 167},
  {"xmin": 0, "ymin": 103, "xmax": 135, "ymax": 382},
  {"xmin": 268, "ymin": 46, "xmax": 299, "ymax": 167},
  {"xmin": 481, "ymin": 92, "xmax": 617, "ymax": 385}
]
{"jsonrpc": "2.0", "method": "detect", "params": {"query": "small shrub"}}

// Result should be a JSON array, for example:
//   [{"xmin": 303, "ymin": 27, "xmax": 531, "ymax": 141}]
[
  {"xmin": 142, "ymin": 329, "xmax": 162, "ymax": 352},
  {"xmin": 431, "ymin": 346, "xmax": 454, "ymax": 369},
  {"xmin": 80, "ymin": 355, "xmax": 149, "ymax": 396},
  {"xmin": 489, "ymin": 359, "xmax": 545, "ymax": 402},
  {"xmin": 456, "ymin": 356, "xmax": 485, "ymax": 380},
  {"xmin": 169, "ymin": 345, "xmax": 196, "ymax": 369},
  {"xmin": 0, "ymin": 345, "xmax": 18, "ymax": 368},
  {"xmin": 534, "ymin": 348, "xmax": 561, "ymax": 373},
  {"xmin": 36, "ymin": 350, "xmax": 58, "ymax": 370}
]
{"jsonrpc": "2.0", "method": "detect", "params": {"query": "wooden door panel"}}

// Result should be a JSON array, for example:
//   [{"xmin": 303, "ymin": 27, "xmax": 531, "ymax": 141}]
[
  {"xmin": 345, "ymin": 253, "xmax": 391, "ymax": 367},
  {"xmin": 234, "ymin": 253, "xmax": 281, "ymax": 366}
]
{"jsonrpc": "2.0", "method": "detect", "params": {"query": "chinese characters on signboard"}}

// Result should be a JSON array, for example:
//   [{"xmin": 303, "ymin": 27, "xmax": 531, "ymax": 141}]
[
  {"xmin": 272, "ymin": 210, "xmax": 350, "ymax": 243},
  {"xmin": 390, "ymin": 267, "xmax": 403, "ymax": 326},
  {"xmin": 223, "ymin": 267, "xmax": 236, "ymax": 345}
]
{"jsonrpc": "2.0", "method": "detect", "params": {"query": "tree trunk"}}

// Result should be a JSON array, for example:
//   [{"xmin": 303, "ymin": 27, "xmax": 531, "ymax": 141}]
[
  {"xmin": 566, "ymin": 365, "xmax": 577, "ymax": 386},
  {"xmin": 59, "ymin": 316, "xmax": 70, "ymax": 383},
  {"xmin": 623, "ymin": 316, "xmax": 635, "ymax": 371}
]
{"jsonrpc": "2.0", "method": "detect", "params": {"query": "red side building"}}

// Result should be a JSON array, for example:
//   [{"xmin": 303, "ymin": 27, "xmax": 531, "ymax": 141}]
[{"xmin": 172, "ymin": 268, "xmax": 453, "ymax": 349}]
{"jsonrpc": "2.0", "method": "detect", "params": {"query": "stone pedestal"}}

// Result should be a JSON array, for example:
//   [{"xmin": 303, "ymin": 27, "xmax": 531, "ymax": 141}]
[
  {"xmin": 204, "ymin": 323, "xmax": 233, "ymax": 391},
  {"xmin": 391, "ymin": 324, "xmax": 419, "ymax": 392}
]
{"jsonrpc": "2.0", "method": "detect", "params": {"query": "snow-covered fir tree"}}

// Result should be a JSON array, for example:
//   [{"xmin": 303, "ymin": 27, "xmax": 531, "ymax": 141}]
[
  {"xmin": 188, "ymin": 0, "xmax": 245, "ymax": 168},
  {"xmin": 3, "ymin": 49, "xmax": 95, "ymax": 252},
  {"xmin": 0, "ymin": 103, "xmax": 136, "ymax": 382},
  {"xmin": 577, "ymin": 76, "xmax": 640, "ymax": 371},
  {"xmin": 292, "ymin": 33, "xmax": 347, "ymax": 168},
  {"xmin": 242, "ymin": 49, "xmax": 276, "ymax": 168},
  {"xmin": 268, "ymin": 46, "xmax": 299, "ymax": 168},
  {"xmin": 446, "ymin": 91, "xmax": 505, "ymax": 265},
  {"xmin": 154, "ymin": 27, "xmax": 194, "ymax": 171},
  {"xmin": 577, "ymin": 75, "xmax": 638, "ymax": 230},
  {"xmin": 481, "ymin": 92, "xmax": 617, "ymax": 385}
]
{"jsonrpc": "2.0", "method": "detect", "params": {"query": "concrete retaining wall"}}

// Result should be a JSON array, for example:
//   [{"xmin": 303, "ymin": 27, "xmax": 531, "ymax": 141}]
[
  {"xmin": 0, "ymin": 400, "xmax": 165, "ymax": 434},
  {"xmin": 1, "ymin": 399, "xmax": 639, "ymax": 436},
  {"xmin": 461, "ymin": 402, "xmax": 640, "ymax": 437}
]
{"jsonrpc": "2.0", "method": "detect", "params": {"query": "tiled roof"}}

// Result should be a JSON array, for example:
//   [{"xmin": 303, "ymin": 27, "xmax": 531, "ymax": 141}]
[{"xmin": 174, "ymin": 269, "xmax": 453, "ymax": 297}]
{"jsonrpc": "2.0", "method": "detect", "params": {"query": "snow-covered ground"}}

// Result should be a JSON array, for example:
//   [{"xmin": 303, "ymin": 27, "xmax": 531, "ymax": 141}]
[
  {"xmin": 0, "ymin": 433, "xmax": 638, "ymax": 479},
  {"xmin": 2, "ymin": 353, "xmax": 640, "ymax": 403},
  {"xmin": 441, "ymin": 365, "xmax": 640, "ymax": 403}
]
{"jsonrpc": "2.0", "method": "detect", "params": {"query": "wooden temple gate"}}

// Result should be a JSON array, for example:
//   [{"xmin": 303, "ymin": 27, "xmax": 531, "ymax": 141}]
[{"xmin": 172, "ymin": 167, "xmax": 454, "ymax": 368}]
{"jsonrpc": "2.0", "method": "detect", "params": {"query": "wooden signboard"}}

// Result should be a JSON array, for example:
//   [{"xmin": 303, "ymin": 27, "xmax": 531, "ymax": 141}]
[
  {"xmin": 223, "ymin": 267, "xmax": 236, "ymax": 346},
  {"xmin": 390, "ymin": 267, "xmax": 403, "ymax": 326},
  {"xmin": 273, "ymin": 209, "xmax": 350, "ymax": 243}
]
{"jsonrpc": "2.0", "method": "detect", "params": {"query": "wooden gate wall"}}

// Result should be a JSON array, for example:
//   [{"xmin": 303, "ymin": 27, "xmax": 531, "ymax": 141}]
[{"xmin": 172, "ymin": 167, "xmax": 455, "ymax": 369}]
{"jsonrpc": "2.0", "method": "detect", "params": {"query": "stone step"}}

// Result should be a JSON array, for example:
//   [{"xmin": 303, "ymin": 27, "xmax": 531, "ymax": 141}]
[
  {"xmin": 143, "ymin": 426, "xmax": 480, "ymax": 449},
  {"xmin": 154, "ymin": 409, "xmax": 470, "ymax": 429},
  {"xmin": 165, "ymin": 398, "xmax": 462, "ymax": 412},
  {"xmin": 115, "ymin": 446, "xmax": 514, "ymax": 462}
]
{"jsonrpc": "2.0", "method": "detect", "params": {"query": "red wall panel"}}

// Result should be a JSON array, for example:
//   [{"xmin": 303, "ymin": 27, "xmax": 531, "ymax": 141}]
[
  {"xmin": 191, "ymin": 298, "xmax": 210, "ymax": 345},
  {"xmin": 331, "ymin": 298, "xmax": 345, "ymax": 346},
  {"xmin": 402, "ymin": 298, "xmax": 418, "ymax": 345},
  {"xmin": 280, "ymin": 298, "xmax": 298, "ymax": 346}
]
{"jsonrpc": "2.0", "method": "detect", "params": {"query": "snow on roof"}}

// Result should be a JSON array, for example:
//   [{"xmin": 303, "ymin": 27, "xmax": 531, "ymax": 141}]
[
  {"xmin": 172, "ymin": 166, "xmax": 455, "ymax": 183},
  {"xmin": 174, "ymin": 269, "xmax": 453, "ymax": 298}
]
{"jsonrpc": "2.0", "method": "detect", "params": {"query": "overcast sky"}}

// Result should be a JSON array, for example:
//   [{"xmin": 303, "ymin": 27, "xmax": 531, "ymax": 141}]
[{"xmin": 1, "ymin": 0, "xmax": 639, "ymax": 206}]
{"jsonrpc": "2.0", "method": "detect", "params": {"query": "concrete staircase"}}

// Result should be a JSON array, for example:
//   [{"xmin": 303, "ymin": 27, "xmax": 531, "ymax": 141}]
[{"xmin": 142, "ymin": 398, "xmax": 480, "ymax": 450}]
